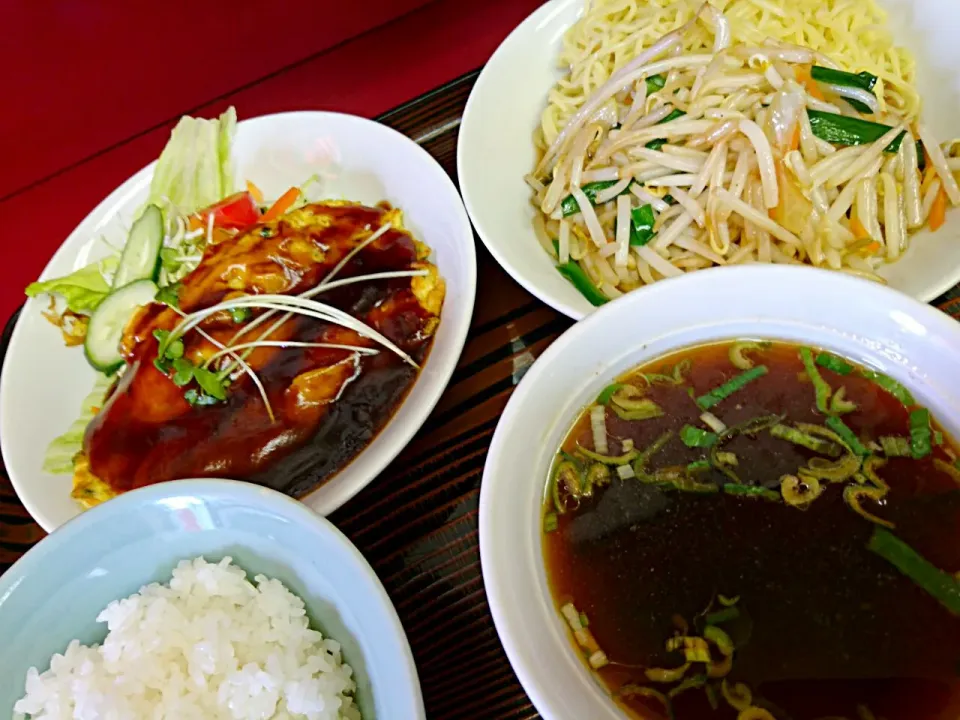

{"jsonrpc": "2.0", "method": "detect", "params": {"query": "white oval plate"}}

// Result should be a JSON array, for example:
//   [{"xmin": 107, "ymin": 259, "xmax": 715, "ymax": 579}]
[
  {"xmin": 480, "ymin": 264, "xmax": 960, "ymax": 719},
  {"xmin": 0, "ymin": 111, "xmax": 476, "ymax": 532},
  {"xmin": 458, "ymin": 0, "xmax": 960, "ymax": 320}
]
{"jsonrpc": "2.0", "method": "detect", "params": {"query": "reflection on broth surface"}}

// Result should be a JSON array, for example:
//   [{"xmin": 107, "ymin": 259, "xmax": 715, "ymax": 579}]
[{"xmin": 543, "ymin": 341, "xmax": 960, "ymax": 720}]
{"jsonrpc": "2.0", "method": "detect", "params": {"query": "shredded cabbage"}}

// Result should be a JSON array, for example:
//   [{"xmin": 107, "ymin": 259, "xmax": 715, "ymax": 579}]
[{"xmin": 42, "ymin": 375, "xmax": 113, "ymax": 474}]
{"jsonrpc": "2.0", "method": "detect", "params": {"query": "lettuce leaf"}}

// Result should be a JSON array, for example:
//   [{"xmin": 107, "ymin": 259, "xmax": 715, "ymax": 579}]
[
  {"xmin": 25, "ymin": 257, "xmax": 119, "ymax": 315},
  {"xmin": 149, "ymin": 107, "xmax": 237, "ymax": 215},
  {"xmin": 42, "ymin": 375, "xmax": 113, "ymax": 474}
]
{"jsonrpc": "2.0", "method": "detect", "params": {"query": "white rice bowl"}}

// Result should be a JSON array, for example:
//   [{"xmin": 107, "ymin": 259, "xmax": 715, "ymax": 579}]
[{"xmin": 13, "ymin": 557, "xmax": 360, "ymax": 720}]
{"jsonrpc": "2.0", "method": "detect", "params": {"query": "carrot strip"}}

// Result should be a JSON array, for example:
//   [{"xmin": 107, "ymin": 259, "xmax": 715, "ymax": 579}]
[
  {"xmin": 246, "ymin": 180, "xmax": 264, "ymax": 204},
  {"xmin": 261, "ymin": 187, "xmax": 300, "ymax": 221},
  {"xmin": 795, "ymin": 65, "xmax": 825, "ymax": 101},
  {"xmin": 850, "ymin": 215, "xmax": 870, "ymax": 240},
  {"xmin": 929, "ymin": 184, "xmax": 948, "ymax": 231}
]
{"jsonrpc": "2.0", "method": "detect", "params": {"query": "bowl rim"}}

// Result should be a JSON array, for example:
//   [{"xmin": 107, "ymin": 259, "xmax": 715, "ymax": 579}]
[
  {"xmin": 479, "ymin": 263, "xmax": 960, "ymax": 720},
  {"xmin": 0, "ymin": 477, "xmax": 426, "ymax": 717},
  {"xmin": 0, "ymin": 109, "xmax": 477, "ymax": 531}
]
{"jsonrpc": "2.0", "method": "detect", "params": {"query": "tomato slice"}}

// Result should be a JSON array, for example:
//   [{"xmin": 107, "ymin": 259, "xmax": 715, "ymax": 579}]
[{"xmin": 196, "ymin": 192, "xmax": 260, "ymax": 230}]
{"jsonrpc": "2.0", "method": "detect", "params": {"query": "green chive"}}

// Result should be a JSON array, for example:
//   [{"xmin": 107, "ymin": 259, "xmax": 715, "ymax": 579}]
[
  {"xmin": 629, "ymin": 204, "xmax": 656, "ymax": 246},
  {"xmin": 909, "ymin": 408, "xmax": 932, "ymax": 459},
  {"xmin": 868, "ymin": 527, "xmax": 960, "ymax": 615},
  {"xmin": 799, "ymin": 347, "xmax": 832, "ymax": 414},
  {"xmin": 680, "ymin": 425, "xmax": 718, "ymax": 448},
  {"xmin": 659, "ymin": 108, "xmax": 686, "ymax": 124},
  {"xmin": 807, "ymin": 109, "xmax": 906, "ymax": 153},
  {"xmin": 596, "ymin": 383, "xmax": 625, "ymax": 406},
  {"xmin": 556, "ymin": 262, "xmax": 609, "ymax": 307},
  {"xmin": 809, "ymin": 66, "xmax": 878, "ymax": 113},
  {"xmin": 645, "ymin": 74, "xmax": 666, "ymax": 94},
  {"xmin": 645, "ymin": 138, "xmax": 667, "ymax": 151},
  {"xmin": 815, "ymin": 351, "xmax": 854, "ymax": 375},
  {"xmin": 560, "ymin": 180, "xmax": 631, "ymax": 217},
  {"xmin": 859, "ymin": 370, "xmax": 915, "ymax": 408},
  {"xmin": 696, "ymin": 366, "xmax": 769, "ymax": 409}
]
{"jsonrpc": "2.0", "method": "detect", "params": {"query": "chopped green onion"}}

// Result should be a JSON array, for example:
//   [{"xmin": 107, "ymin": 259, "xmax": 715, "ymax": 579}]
[
  {"xmin": 610, "ymin": 400, "xmax": 664, "ymax": 421},
  {"xmin": 868, "ymin": 527, "xmax": 960, "ymax": 615},
  {"xmin": 829, "ymin": 386, "xmax": 857, "ymax": 415},
  {"xmin": 723, "ymin": 484, "xmax": 780, "ymax": 501},
  {"xmin": 576, "ymin": 445, "xmax": 639, "ymax": 465},
  {"xmin": 687, "ymin": 459, "xmax": 712, "ymax": 472},
  {"xmin": 799, "ymin": 347, "xmax": 832, "ymax": 414},
  {"xmin": 815, "ymin": 351, "xmax": 854, "ymax": 375},
  {"xmin": 634, "ymin": 430, "xmax": 674, "ymax": 474},
  {"xmin": 556, "ymin": 262, "xmax": 609, "ymax": 307},
  {"xmin": 718, "ymin": 594, "xmax": 739, "ymax": 607},
  {"xmin": 934, "ymin": 430, "xmax": 944, "ymax": 446},
  {"xmin": 680, "ymin": 425, "xmax": 718, "ymax": 448},
  {"xmin": 729, "ymin": 341, "xmax": 765, "ymax": 370},
  {"xmin": 704, "ymin": 626, "xmax": 734, "ymax": 656},
  {"xmin": 770, "ymin": 424, "xmax": 842, "ymax": 456},
  {"xmin": 646, "ymin": 74, "xmax": 666, "ymax": 93},
  {"xmin": 859, "ymin": 370, "xmax": 915, "ymax": 407},
  {"xmin": 596, "ymin": 383, "xmax": 625, "ymax": 406},
  {"xmin": 807, "ymin": 110, "xmax": 906, "ymax": 152},
  {"xmin": 704, "ymin": 607, "xmax": 740, "ymax": 626},
  {"xmin": 879, "ymin": 436, "xmax": 911, "ymax": 457},
  {"xmin": 696, "ymin": 366, "xmax": 768, "ymax": 409},
  {"xmin": 909, "ymin": 408, "xmax": 932, "ymax": 459},
  {"xmin": 561, "ymin": 180, "xmax": 632, "ymax": 217},
  {"xmin": 668, "ymin": 674, "xmax": 708, "ymax": 699},
  {"xmin": 580, "ymin": 611, "xmax": 590, "ymax": 627},
  {"xmin": 629, "ymin": 204, "xmax": 656, "ymax": 246},
  {"xmin": 825, "ymin": 416, "xmax": 869, "ymax": 457},
  {"xmin": 544, "ymin": 513, "xmax": 558, "ymax": 532},
  {"xmin": 809, "ymin": 66, "xmax": 878, "ymax": 113}
]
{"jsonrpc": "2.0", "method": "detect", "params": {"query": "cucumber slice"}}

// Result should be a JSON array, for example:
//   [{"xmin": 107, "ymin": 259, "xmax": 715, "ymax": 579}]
[
  {"xmin": 113, "ymin": 204, "xmax": 163, "ymax": 288},
  {"xmin": 84, "ymin": 280, "xmax": 158, "ymax": 373}
]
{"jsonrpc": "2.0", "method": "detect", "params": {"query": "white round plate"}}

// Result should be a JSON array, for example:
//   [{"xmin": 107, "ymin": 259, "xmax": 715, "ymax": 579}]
[
  {"xmin": 458, "ymin": 0, "xmax": 960, "ymax": 320},
  {"xmin": 0, "ymin": 111, "xmax": 476, "ymax": 532},
  {"xmin": 479, "ymin": 264, "xmax": 960, "ymax": 719}
]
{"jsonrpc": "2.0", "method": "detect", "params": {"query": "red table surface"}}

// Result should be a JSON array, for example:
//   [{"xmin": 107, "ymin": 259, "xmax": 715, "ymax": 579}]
[{"xmin": 0, "ymin": 0, "xmax": 542, "ymax": 323}]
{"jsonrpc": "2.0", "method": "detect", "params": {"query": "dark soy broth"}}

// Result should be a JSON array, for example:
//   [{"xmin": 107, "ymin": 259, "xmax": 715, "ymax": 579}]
[{"xmin": 543, "ymin": 341, "xmax": 960, "ymax": 720}]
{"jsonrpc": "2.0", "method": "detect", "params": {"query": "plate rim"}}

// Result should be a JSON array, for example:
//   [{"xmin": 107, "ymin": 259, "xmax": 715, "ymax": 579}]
[{"xmin": 0, "ymin": 109, "xmax": 477, "ymax": 531}]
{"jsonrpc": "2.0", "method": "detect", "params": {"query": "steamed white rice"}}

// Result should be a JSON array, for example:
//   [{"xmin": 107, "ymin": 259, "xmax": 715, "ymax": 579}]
[{"xmin": 13, "ymin": 557, "xmax": 361, "ymax": 720}]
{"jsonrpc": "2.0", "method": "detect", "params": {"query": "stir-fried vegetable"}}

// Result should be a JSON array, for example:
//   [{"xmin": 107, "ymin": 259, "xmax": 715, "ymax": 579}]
[
  {"xmin": 807, "ymin": 110, "xmax": 906, "ymax": 152},
  {"xmin": 909, "ymin": 408, "xmax": 932, "ymax": 459},
  {"xmin": 628, "ymin": 205, "xmax": 657, "ymax": 246},
  {"xmin": 560, "ymin": 180, "xmax": 632, "ymax": 217},
  {"xmin": 696, "ymin": 366, "xmax": 768, "ymax": 409},
  {"xmin": 868, "ymin": 528, "xmax": 960, "ymax": 615},
  {"xmin": 556, "ymin": 262, "xmax": 609, "ymax": 306},
  {"xmin": 799, "ymin": 347, "xmax": 832, "ymax": 414},
  {"xmin": 809, "ymin": 66, "xmax": 878, "ymax": 113}
]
